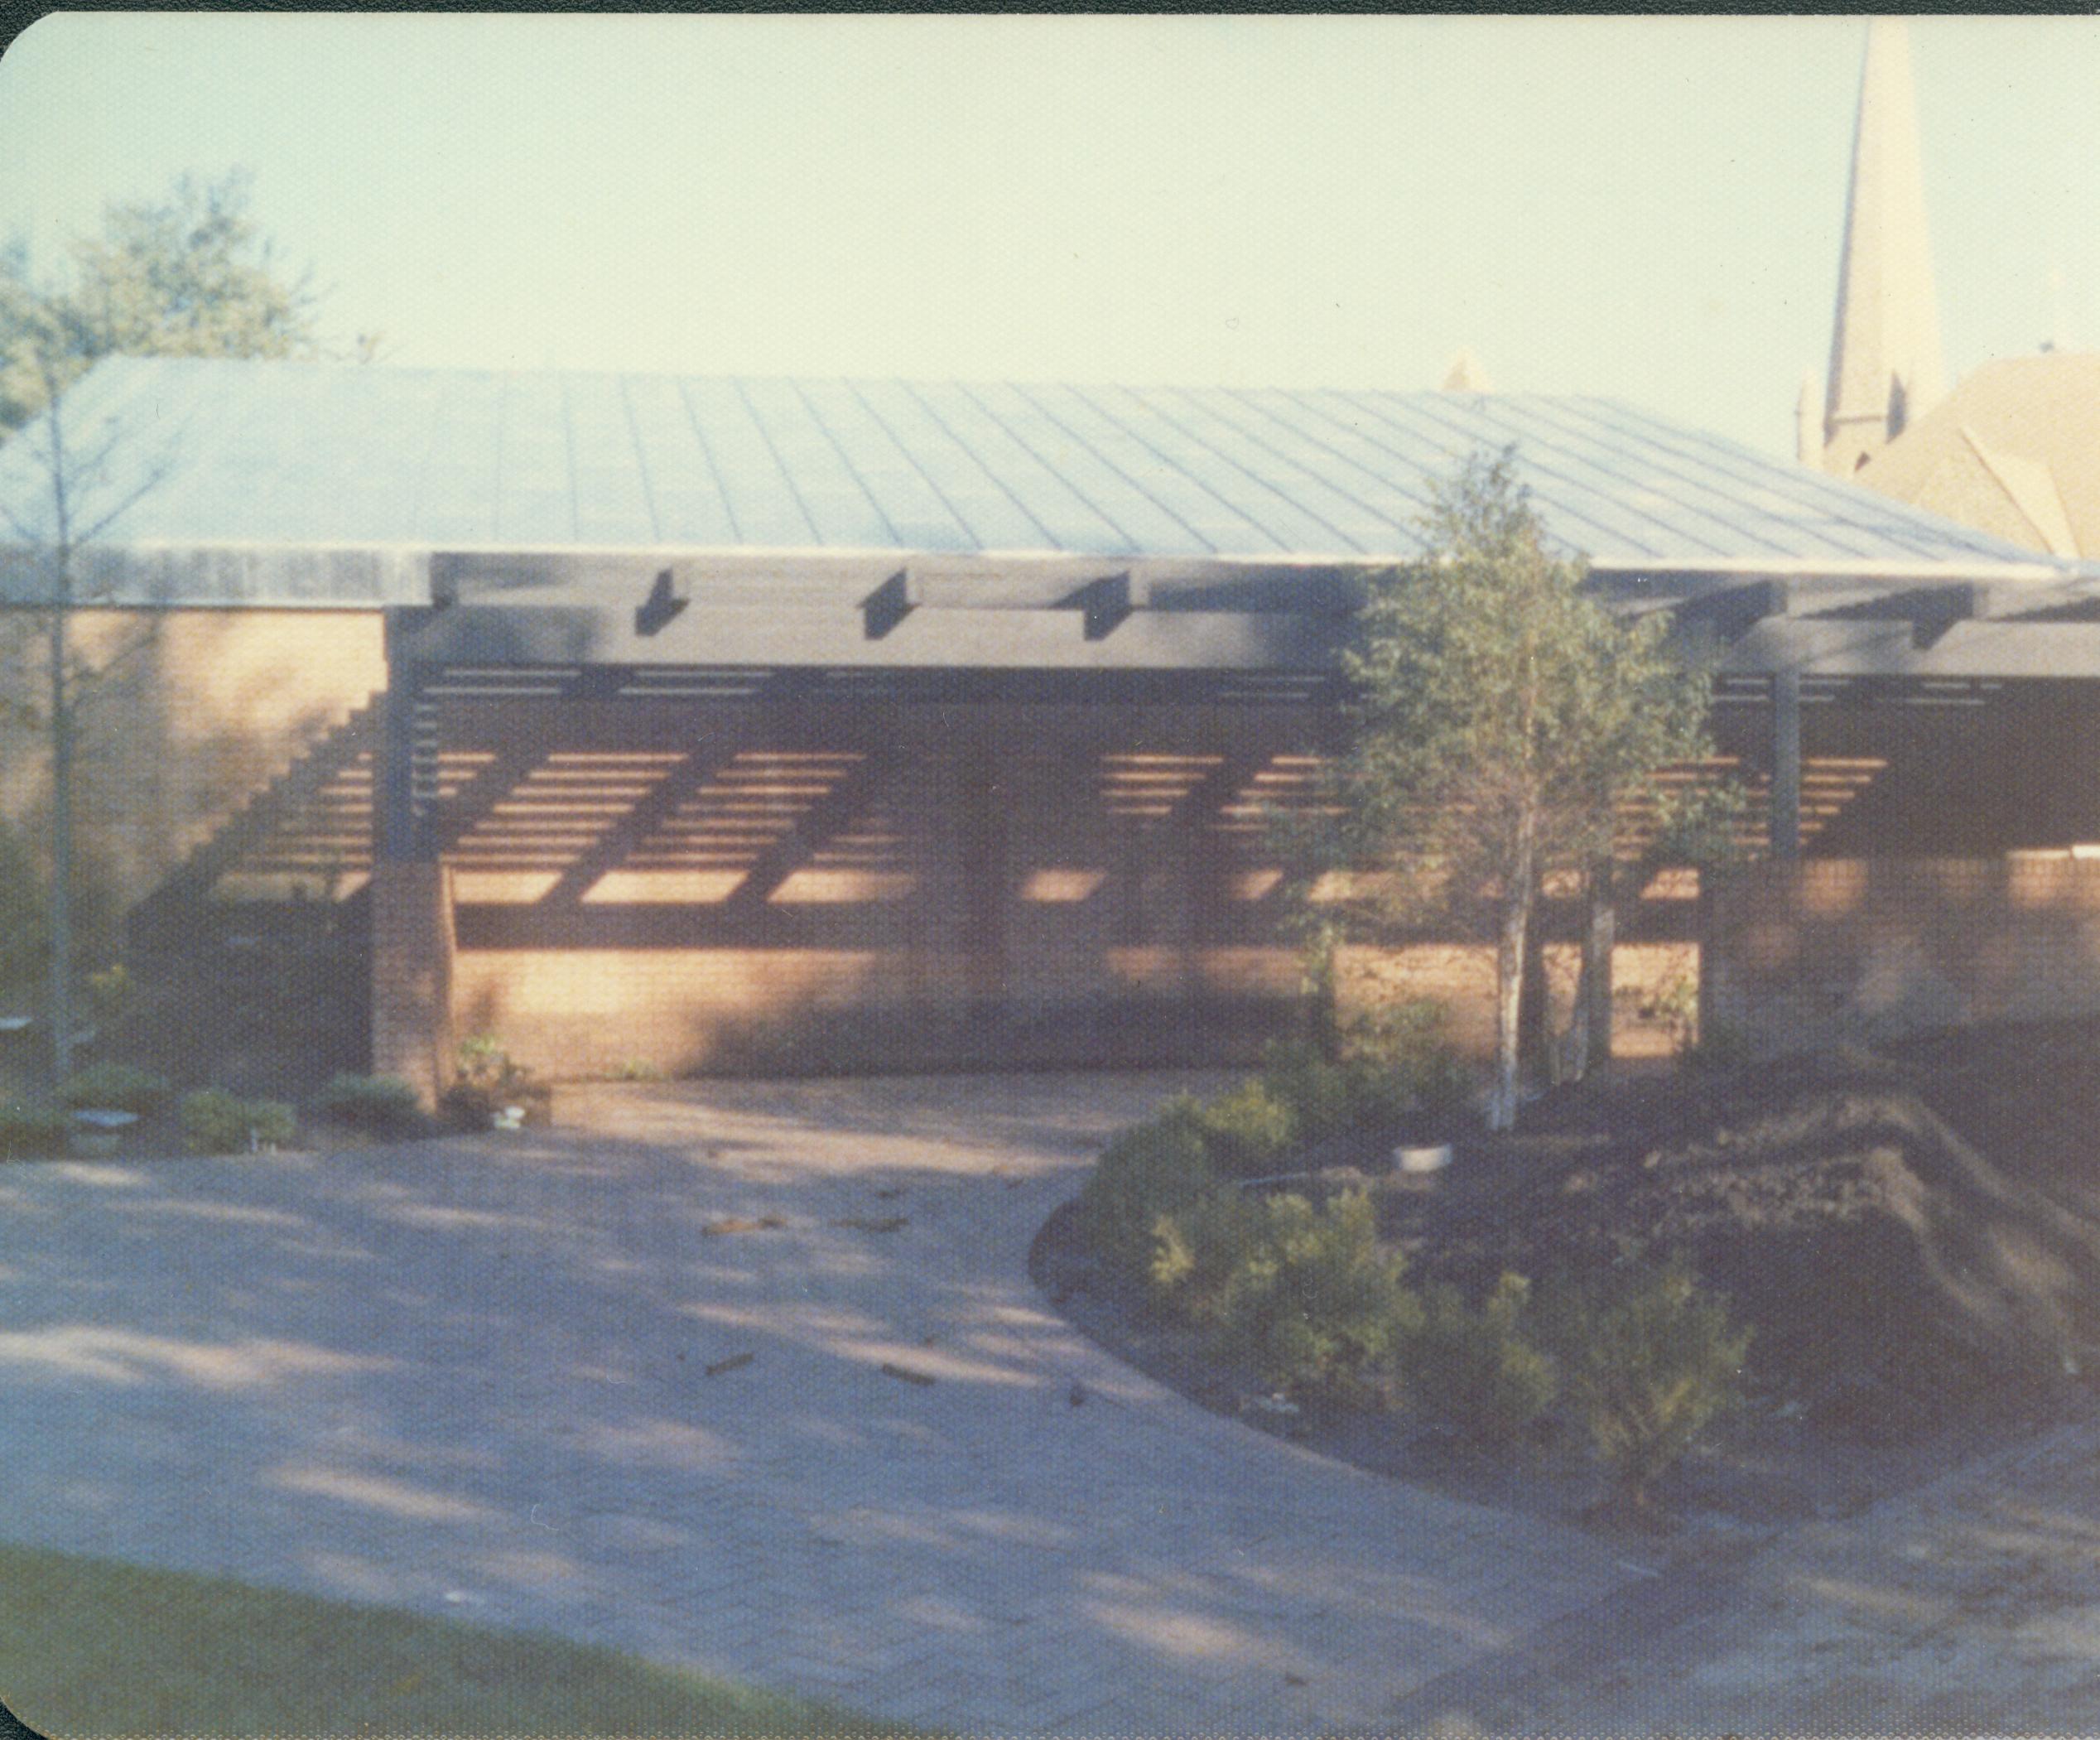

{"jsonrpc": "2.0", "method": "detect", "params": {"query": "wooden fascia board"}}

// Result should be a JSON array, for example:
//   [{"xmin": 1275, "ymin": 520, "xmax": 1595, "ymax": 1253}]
[
  {"xmin": 399, "ymin": 599, "xmax": 1341, "ymax": 672},
  {"xmin": 1721, "ymin": 616, "xmax": 2100, "ymax": 680}
]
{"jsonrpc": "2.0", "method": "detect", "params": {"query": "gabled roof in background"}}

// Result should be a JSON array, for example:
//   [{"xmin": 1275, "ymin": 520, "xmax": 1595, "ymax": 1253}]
[
  {"xmin": 0, "ymin": 357, "xmax": 2064, "ymax": 601},
  {"xmin": 1854, "ymin": 353, "xmax": 2100, "ymax": 560}
]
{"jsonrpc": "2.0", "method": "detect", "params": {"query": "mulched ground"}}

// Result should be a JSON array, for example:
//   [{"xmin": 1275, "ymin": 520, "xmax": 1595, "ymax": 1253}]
[{"xmin": 1033, "ymin": 1018, "xmax": 2100, "ymax": 1531}]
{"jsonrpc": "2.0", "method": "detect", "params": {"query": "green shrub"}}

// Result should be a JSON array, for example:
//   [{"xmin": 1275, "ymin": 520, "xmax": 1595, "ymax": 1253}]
[
  {"xmin": 179, "ymin": 1088, "xmax": 296, "ymax": 1154},
  {"xmin": 1406, "ymin": 1271, "xmax": 1558, "ymax": 1448},
  {"xmin": 318, "ymin": 1072, "xmax": 425, "ymax": 1134},
  {"xmin": 1257, "ymin": 1039, "xmax": 1358, "ymax": 1146},
  {"xmin": 0, "ymin": 1101, "xmax": 67, "ymax": 1159},
  {"xmin": 1150, "ymin": 1188, "xmax": 1272, "ymax": 1326},
  {"xmin": 56, "ymin": 1062, "xmax": 172, "ymax": 1115},
  {"xmin": 1076, "ymin": 1111, "xmax": 1218, "ymax": 1285},
  {"xmin": 1189, "ymin": 1078, "xmax": 1299, "ymax": 1177},
  {"xmin": 1206, "ymin": 1190, "xmax": 1419, "ymax": 1404},
  {"xmin": 1339, "ymin": 1000, "xmax": 1471, "ymax": 1126},
  {"xmin": 441, "ymin": 1034, "xmax": 551, "ymax": 1130},
  {"xmin": 1544, "ymin": 1254, "xmax": 1751, "ymax": 1511}
]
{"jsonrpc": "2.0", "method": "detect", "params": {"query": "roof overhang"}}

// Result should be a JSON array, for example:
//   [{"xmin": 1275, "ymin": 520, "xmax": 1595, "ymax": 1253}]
[{"xmin": 13, "ymin": 536, "xmax": 2100, "ymax": 687}]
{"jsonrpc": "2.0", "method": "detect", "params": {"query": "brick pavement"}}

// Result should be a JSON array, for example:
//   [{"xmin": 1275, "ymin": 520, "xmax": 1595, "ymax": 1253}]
[{"xmin": 0, "ymin": 1072, "xmax": 1632, "ymax": 1733}]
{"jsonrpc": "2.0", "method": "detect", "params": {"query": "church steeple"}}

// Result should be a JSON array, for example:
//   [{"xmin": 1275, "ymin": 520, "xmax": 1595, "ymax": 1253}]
[{"xmin": 1822, "ymin": 18, "xmax": 1947, "ymax": 475}]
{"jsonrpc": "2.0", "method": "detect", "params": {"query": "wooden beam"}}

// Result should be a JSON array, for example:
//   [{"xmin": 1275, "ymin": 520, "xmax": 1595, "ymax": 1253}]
[
  {"xmin": 1076, "ymin": 572, "xmax": 1132, "ymax": 641},
  {"xmin": 634, "ymin": 566, "xmax": 688, "ymax": 636},
  {"xmin": 378, "ymin": 611, "xmax": 432, "ymax": 863},
  {"xmin": 861, "ymin": 569, "xmax": 913, "ymax": 639},
  {"xmin": 1770, "ymin": 668, "xmax": 1802, "ymax": 860}
]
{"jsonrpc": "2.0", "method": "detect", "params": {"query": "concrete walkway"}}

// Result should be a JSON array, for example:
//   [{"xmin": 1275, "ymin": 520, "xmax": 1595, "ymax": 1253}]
[{"xmin": 0, "ymin": 1072, "xmax": 1633, "ymax": 1734}]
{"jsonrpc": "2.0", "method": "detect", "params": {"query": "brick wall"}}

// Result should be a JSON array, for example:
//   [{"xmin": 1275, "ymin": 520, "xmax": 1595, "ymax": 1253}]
[
  {"xmin": 0, "ymin": 609, "xmax": 386, "ymax": 911},
  {"xmin": 1707, "ymin": 856, "xmax": 2100, "ymax": 1053},
  {"xmin": 435, "ymin": 696, "xmax": 1326, "ymax": 1073},
  {"xmin": 421, "ymin": 695, "xmax": 1695, "ymax": 1077}
]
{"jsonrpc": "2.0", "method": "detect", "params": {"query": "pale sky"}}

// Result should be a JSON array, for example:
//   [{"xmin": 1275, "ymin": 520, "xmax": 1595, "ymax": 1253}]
[{"xmin": 2, "ymin": 12, "xmax": 2097, "ymax": 459}]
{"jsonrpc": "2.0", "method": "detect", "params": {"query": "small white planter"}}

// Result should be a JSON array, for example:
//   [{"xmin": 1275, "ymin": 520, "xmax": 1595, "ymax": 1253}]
[{"xmin": 1394, "ymin": 1142, "xmax": 1453, "ymax": 1175}]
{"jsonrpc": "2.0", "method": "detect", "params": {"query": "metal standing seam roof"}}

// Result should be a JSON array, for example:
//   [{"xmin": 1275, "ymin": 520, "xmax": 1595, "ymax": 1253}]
[{"xmin": 0, "ymin": 355, "xmax": 2070, "ymax": 590}]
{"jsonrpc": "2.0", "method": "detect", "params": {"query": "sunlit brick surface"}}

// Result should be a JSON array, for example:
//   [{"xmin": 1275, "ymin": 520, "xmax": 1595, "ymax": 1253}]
[{"xmin": 1711, "ymin": 856, "xmax": 2100, "ymax": 1052}]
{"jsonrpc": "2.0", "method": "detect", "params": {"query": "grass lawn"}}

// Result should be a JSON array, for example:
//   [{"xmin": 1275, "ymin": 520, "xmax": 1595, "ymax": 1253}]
[{"xmin": 0, "ymin": 1543, "xmax": 904, "ymax": 1738}]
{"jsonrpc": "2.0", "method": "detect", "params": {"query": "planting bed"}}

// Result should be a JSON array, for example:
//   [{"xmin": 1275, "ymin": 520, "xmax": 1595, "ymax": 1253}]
[{"xmin": 1035, "ymin": 1017, "xmax": 2100, "ymax": 1530}]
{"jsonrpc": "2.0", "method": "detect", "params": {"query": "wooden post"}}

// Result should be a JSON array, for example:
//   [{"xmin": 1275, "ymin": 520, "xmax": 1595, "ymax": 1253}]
[
  {"xmin": 378, "ymin": 611, "xmax": 430, "ymax": 866},
  {"xmin": 1771, "ymin": 668, "xmax": 1802, "ymax": 860}
]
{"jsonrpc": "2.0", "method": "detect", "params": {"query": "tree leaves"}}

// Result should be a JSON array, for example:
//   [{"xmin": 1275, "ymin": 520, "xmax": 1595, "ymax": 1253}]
[
  {"xmin": 1329, "ymin": 446, "xmax": 1717, "ymax": 929},
  {"xmin": 0, "ymin": 170, "xmax": 319, "ymax": 436},
  {"xmin": 1309, "ymin": 447, "xmax": 1724, "ymax": 1127}
]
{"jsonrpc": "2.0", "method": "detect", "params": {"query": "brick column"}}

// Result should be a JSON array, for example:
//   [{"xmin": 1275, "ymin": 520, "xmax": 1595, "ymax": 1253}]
[
  {"xmin": 371, "ymin": 860, "xmax": 455, "ymax": 1105},
  {"xmin": 369, "ymin": 610, "xmax": 450, "ymax": 1105}
]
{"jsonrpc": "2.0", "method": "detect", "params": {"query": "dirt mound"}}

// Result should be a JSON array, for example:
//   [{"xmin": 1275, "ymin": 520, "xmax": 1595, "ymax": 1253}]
[{"xmin": 1383, "ymin": 1058, "xmax": 2100, "ymax": 1440}]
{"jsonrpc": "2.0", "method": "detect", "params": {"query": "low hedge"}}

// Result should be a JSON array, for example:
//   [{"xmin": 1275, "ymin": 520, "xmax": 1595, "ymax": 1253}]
[
  {"xmin": 318, "ymin": 1073, "xmax": 426, "ymax": 1135},
  {"xmin": 0, "ymin": 1102, "xmax": 67, "ymax": 1159},
  {"xmin": 56, "ymin": 1063, "xmax": 172, "ymax": 1116},
  {"xmin": 180, "ymin": 1089, "xmax": 296, "ymax": 1155},
  {"xmin": 1075, "ymin": 1111, "xmax": 1218, "ymax": 1285}
]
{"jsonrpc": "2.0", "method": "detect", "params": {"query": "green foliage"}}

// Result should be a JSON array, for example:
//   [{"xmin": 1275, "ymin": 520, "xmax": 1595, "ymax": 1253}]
[
  {"xmin": 1187, "ymin": 1077, "xmax": 1299, "ymax": 1177},
  {"xmin": 1149, "ymin": 1188, "xmax": 1273, "ymax": 1326},
  {"xmin": 1337, "ymin": 447, "xmax": 1712, "ymax": 906},
  {"xmin": 1256, "ymin": 1039, "xmax": 1358, "ymax": 1145},
  {"xmin": 1317, "ymin": 449, "xmax": 1721, "ymax": 1128},
  {"xmin": 2, "ymin": 171, "xmax": 319, "ymax": 432},
  {"xmin": 441, "ymin": 1034, "xmax": 549, "ymax": 1130},
  {"xmin": 1188, "ymin": 1190, "xmax": 1419, "ymax": 1403},
  {"xmin": 318, "ymin": 1072, "xmax": 425, "ymax": 1135},
  {"xmin": 1645, "ymin": 780, "xmax": 1751, "ymax": 875},
  {"xmin": 1337, "ymin": 1000, "xmax": 1472, "ymax": 1125},
  {"xmin": 1076, "ymin": 1110, "xmax": 1218, "ymax": 1285},
  {"xmin": 0, "ymin": 1540, "xmax": 870, "ymax": 1738},
  {"xmin": 1544, "ymin": 1254, "xmax": 1751, "ymax": 1507},
  {"xmin": 0, "ymin": 1101, "xmax": 66, "ymax": 1159},
  {"xmin": 1406, "ymin": 1272, "xmax": 1558, "ymax": 1448},
  {"xmin": 55, "ymin": 1061, "xmax": 171, "ymax": 1114},
  {"xmin": 179, "ymin": 1088, "xmax": 296, "ymax": 1155},
  {"xmin": 1255, "ymin": 1001, "xmax": 1468, "ymax": 1144}
]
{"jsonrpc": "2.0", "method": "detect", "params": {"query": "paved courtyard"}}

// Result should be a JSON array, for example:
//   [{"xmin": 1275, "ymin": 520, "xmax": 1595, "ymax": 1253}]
[{"xmin": 0, "ymin": 1072, "xmax": 1634, "ymax": 1733}]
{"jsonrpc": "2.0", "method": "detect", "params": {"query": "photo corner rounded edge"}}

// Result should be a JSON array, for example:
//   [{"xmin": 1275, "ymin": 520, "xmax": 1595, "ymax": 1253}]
[{"xmin": 0, "ymin": 1694, "xmax": 49, "ymax": 1740}]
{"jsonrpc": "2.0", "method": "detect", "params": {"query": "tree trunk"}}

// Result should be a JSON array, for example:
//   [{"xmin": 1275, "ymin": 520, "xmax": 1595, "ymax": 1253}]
[
  {"xmin": 1568, "ymin": 858, "xmax": 1616, "ymax": 1082},
  {"xmin": 1519, "ymin": 913, "xmax": 1552, "ymax": 1086},
  {"xmin": 46, "ymin": 606, "xmax": 74, "ymax": 1085},
  {"xmin": 1489, "ymin": 820, "xmax": 1538, "ymax": 1132}
]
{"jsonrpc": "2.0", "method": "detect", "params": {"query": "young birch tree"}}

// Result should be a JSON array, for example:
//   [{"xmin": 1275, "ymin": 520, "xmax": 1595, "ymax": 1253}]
[
  {"xmin": 1327, "ymin": 449, "xmax": 1716, "ymax": 1130},
  {"xmin": 0, "ymin": 171, "xmax": 325, "ymax": 1079},
  {"xmin": 0, "ymin": 353, "xmax": 179, "ymax": 1080}
]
